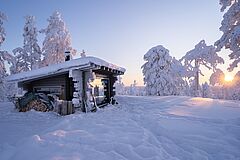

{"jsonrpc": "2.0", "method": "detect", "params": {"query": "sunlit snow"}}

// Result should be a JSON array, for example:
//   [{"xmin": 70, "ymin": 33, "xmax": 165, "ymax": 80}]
[{"xmin": 0, "ymin": 96, "xmax": 240, "ymax": 160}]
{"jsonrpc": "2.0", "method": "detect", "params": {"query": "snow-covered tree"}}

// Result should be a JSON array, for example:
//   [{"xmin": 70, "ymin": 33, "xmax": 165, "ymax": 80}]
[
  {"xmin": 0, "ymin": 53, "xmax": 17, "ymax": 100},
  {"xmin": 233, "ymin": 71, "xmax": 240, "ymax": 86},
  {"xmin": 129, "ymin": 80, "xmax": 137, "ymax": 95},
  {"xmin": 12, "ymin": 15, "xmax": 42, "ymax": 73},
  {"xmin": 209, "ymin": 68, "xmax": 225, "ymax": 86},
  {"xmin": 12, "ymin": 47, "xmax": 30, "ymax": 73},
  {"xmin": 115, "ymin": 76, "xmax": 125, "ymax": 95},
  {"xmin": 41, "ymin": 11, "xmax": 75, "ymax": 66},
  {"xmin": 171, "ymin": 57, "xmax": 187, "ymax": 95},
  {"xmin": 0, "ymin": 52, "xmax": 7, "ymax": 100},
  {"xmin": 215, "ymin": 0, "xmax": 240, "ymax": 71},
  {"xmin": 180, "ymin": 40, "xmax": 224, "ymax": 95},
  {"xmin": 230, "ymin": 71, "xmax": 240, "ymax": 100},
  {"xmin": 188, "ymin": 79, "xmax": 201, "ymax": 97},
  {"xmin": 201, "ymin": 82, "xmax": 212, "ymax": 98},
  {"xmin": 0, "ymin": 12, "xmax": 7, "ymax": 47},
  {"xmin": 142, "ymin": 45, "xmax": 185, "ymax": 96},
  {"xmin": 0, "ymin": 12, "xmax": 16, "ymax": 100},
  {"xmin": 23, "ymin": 15, "xmax": 41, "ymax": 69}
]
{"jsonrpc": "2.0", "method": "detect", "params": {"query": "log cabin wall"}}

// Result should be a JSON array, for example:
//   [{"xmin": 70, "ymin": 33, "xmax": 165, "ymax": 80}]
[{"xmin": 21, "ymin": 74, "xmax": 74, "ymax": 101}]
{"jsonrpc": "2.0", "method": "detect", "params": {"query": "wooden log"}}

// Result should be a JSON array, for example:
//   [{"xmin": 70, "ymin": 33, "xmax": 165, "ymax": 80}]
[{"xmin": 22, "ymin": 100, "xmax": 48, "ymax": 112}]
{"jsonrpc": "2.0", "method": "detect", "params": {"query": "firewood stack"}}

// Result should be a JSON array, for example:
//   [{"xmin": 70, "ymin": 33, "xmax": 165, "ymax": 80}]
[{"xmin": 19, "ymin": 100, "xmax": 48, "ymax": 112}]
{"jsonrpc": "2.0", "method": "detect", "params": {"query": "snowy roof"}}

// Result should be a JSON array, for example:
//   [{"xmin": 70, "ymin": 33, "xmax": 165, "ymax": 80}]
[{"xmin": 6, "ymin": 56, "xmax": 125, "ymax": 82}]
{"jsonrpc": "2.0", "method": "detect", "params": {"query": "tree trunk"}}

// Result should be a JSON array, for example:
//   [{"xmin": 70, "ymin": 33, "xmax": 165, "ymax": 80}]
[{"xmin": 195, "ymin": 59, "xmax": 199, "ymax": 91}]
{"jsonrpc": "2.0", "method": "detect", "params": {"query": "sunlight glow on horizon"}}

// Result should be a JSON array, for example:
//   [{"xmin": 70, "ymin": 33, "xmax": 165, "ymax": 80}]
[{"xmin": 224, "ymin": 74, "xmax": 234, "ymax": 82}]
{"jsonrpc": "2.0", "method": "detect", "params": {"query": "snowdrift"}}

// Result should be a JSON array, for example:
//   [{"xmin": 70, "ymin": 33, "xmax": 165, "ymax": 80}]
[{"xmin": 0, "ymin": 96, "xmax": 239, "ymax": 160}]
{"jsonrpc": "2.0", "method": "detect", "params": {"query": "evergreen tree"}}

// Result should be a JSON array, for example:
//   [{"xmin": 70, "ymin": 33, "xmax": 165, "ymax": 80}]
[
  {"xmin": 12, "ymin": 47, "xmax": 30, "ymax": 73},
  {"xmin": 0, "ymin": 12, "xmax": 8, "ymax": 100},
  {"xmin": 142, "ymin": 45, "xmax": 185, "ymax": 96},
  {"xmin": 23, "ymin": 15, "xmax": 41, "ymax": 69},
  {"xmin": 0, "ymin": 12, "xmax": 15, "ymax": 100},
  {"xmin": 12, "ymin": 15, "xmax": 41, "ymax": 73},
  {"xmin": 215, "ymin": 0, "xmax": 240, "ymax": 71},
  {"xmin": 0, "ymin": 12, "xmax": 7, "ymax": 46},
  {"xmin": 41, "ymin": 11, "xmax": 75, "ymax": 66}
]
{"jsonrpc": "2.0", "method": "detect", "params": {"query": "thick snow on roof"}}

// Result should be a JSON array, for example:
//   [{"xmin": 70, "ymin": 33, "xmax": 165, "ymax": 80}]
[{"xmin": 6, "ymin": 56, "xmax": 126, "ymax": 82}]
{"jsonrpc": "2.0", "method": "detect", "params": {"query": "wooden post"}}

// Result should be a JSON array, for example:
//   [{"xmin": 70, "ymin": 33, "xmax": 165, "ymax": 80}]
[
  {"xmin": 62, "ymin": 101, "xmax": 68, "ymax": 115},
  {"xmin": 82, "ymin": 71, "xmax": 86, "ymax": 112},
  {"xmin": 67, "ymin": 101, "xmax": 73, "ymax": 114}
]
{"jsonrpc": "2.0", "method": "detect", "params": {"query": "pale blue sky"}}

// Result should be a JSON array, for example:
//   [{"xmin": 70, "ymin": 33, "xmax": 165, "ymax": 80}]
[{"xmin": 0, "ymin": 0, "xmax": 236, "ymax": 85}]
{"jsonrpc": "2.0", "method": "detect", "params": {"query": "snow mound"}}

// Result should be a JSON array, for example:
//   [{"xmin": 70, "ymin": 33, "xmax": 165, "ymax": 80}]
[{"xmin": 0, "ymin": 96, "xmax": 240, "ymax": 160}]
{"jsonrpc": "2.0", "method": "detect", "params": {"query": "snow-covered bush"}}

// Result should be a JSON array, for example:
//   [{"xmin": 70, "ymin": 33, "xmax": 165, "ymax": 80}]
[
  {"xmin": 142, "ymin": 45, "xmax": 185, "ymax": 96},
  {"xmin": 41, "ymin": 11, "xmax": 75, "ymax": 66},
  {"xmin": 215, "ymin": 0, "xmax": 240, "ymax": 71}
]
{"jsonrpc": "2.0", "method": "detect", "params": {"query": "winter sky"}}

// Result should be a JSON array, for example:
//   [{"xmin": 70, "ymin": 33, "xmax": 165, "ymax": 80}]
[{"xmin": 0, "ymin": 0, "xmax": 238, "ymax": 86}]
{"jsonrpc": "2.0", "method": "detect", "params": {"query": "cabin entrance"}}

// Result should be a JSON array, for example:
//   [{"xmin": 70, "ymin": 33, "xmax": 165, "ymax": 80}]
[{"xmin": 90, "ymin": 77, "xmax": 110, "ymax": 106}]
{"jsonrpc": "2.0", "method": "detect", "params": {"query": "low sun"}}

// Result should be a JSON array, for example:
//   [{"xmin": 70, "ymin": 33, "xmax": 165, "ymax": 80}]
[{"xmin": 224, "ymin": 74, "xmax": 234, "ymax": 82}]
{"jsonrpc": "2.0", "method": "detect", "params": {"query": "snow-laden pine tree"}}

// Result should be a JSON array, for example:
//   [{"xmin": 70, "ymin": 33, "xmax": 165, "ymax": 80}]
[
  {"xmin": 23, "ymin": 15, "xmax": 41, "ymax": 69},
  {"xmin": 209, "ymin": 68, "xmax": 225, "ymax": 86},
  {"xmin": 180, "ymin": 40, "xmax": 224, "ymax": 96},
  {"xmin": 142, "ymin": 45, "xmax": 185, "ymax": 96},
  {"xmin": 0, "ymin": 12, "xmax": 7, "ymax": 46},
  {"xmin": 0, "ymin": 12, "xmax": 16, "ymax": 100},
  {"xmin": 0, "ymin": 12, "xmax": 8, "ymax": 100},
  {"xmin": 215, "ymin": 0, "xmax": 240, "ymax": 71},
  {"xmin": 12, "ymin": 47, "xmax": 30, "ymax": 73},
  {"xmin": 12, "ymin": 15, "xmax": 41, "ymax": 73},
  {"xmin": 41, "ymin": 11, "xmax": 74, "ymax": 66},
  {"xmin": 171, "ymin": 57, "xmax": 187, "ymax": 95}
]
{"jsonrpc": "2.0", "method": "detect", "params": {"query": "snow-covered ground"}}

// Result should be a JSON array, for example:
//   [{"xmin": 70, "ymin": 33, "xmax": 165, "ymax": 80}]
[{"xmin": 0, "ymin": 96, "xmax": 240, "ymax": 160}]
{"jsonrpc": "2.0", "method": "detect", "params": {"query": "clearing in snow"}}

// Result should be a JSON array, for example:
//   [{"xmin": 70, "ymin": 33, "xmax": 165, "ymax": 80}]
[{"xmin": 0, "ymin": 96, "xmax": 240, "ymax": 160}]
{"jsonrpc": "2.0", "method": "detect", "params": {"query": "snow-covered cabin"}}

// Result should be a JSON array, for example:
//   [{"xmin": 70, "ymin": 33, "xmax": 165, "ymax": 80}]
[{"xmin": 6, "ymin": 56, "xmax": 125, "ymax": 112}]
